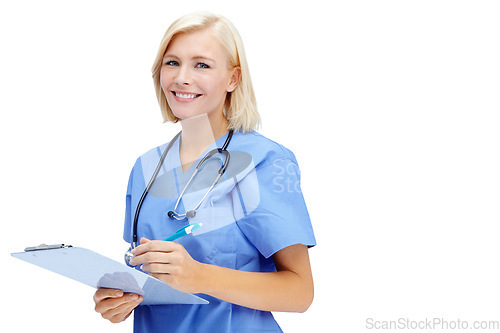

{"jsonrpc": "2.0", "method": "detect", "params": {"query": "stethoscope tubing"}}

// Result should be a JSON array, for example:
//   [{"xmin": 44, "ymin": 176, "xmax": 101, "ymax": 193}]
[
  {"xmin": 131, "ymin": 131, "xmax": 181, "ymax": 248},
  {"xmin": 169, "ymin": 149, "xmax": 230, "ymax": 220},
  {"xmin": 130, "ymin": 130, "xmax": 233, "ymax": 248}
]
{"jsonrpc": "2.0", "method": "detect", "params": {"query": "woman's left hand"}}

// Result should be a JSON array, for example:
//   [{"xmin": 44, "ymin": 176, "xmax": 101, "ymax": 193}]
[{"xmin": 129, "ymin": 237, "xmax": 203, "ymax": 294}]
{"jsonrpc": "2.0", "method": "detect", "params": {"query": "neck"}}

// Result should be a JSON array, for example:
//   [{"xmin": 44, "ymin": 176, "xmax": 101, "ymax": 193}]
[{"xmin": 179, "ymin": 113, "xmax": 229, "ymax": 160}]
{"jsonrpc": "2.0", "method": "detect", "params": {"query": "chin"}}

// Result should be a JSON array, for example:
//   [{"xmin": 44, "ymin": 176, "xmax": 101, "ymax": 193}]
[{"xmin": 171, "ymin": 109, "xmax": 201, "ymax": 120}]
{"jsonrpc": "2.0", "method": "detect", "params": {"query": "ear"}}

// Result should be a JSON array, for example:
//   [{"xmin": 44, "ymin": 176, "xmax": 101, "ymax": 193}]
[{"xmin": 227, "ymin": 66, "xmax": 241, "ymax": 92}]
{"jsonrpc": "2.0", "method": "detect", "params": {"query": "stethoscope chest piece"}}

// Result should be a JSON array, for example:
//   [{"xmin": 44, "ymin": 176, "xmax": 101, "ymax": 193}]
[
  {"xmin": 167, "ymin": 209, "xmax": 196, "ymax": 219},
  {"xmin": 166, "ymin": 132, "xmax": 232, "ymax": 221},
  {"xmin": 124, "ymin": 247, "xmax": 135, "ymax": 266}
]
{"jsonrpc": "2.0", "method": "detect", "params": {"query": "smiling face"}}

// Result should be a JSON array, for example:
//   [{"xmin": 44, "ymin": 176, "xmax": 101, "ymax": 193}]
[{"xmin": 160, "ymin": 29, "xmax": 240, "ymax": 124}]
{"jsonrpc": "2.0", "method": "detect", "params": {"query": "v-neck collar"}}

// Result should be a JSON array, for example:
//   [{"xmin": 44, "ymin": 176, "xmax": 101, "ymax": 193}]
[{"xmin": 175, "ymin": 131, "xmax": 231, "ymax": 176}]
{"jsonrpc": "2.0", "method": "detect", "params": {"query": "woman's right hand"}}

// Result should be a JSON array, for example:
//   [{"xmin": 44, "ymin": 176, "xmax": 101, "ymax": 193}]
[{"xmin": 93, "ymin": 288, "xmax": 143, "ymax": 323}]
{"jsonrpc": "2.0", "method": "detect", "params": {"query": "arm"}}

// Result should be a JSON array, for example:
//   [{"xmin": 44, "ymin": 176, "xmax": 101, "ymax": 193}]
[
  {"xmin": 130, "ymin": 238, "xmax": 314, "ymax": 312},
  {"xmin": 200, "ymin": 242, "xmax": 314, "ymax": 312}
]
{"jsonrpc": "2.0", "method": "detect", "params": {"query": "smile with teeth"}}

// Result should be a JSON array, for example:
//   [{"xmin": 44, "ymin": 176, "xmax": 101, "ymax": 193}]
[{"xmin": 173, "ymin": 91, "xmax": 202, "ymax": 99}]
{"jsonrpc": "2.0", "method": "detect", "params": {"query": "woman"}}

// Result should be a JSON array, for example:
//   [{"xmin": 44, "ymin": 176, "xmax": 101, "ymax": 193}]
[{"xmin": 94, "ymin": 12, "xmax": 316, "ymax": 332}]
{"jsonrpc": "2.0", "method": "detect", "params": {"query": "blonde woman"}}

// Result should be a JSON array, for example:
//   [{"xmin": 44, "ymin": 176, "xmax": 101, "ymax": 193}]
[{"xmin": 94, "ymin": 12, "xmax": 316, "ymax": 333}]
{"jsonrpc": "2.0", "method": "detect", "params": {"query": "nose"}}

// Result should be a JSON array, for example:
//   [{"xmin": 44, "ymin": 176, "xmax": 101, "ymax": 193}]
[{"xmin": 175, "ymin": 65, "xmax": 192, "ymax": 86}]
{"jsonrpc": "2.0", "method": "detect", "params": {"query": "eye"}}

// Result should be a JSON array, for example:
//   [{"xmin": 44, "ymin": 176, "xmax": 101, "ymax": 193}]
[
  {"xmin": 196, "ymin": 62, "xmax": 210, "ymax": 69},
  {"xmin": 163, "ymin": 60, "xmax": 179, "ymax": 66}
]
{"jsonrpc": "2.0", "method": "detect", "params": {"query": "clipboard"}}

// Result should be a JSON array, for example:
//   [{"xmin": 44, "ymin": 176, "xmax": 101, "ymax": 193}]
[{"xmin": 11, "ymin": 244, "xmax": 208, "ymax": 305}]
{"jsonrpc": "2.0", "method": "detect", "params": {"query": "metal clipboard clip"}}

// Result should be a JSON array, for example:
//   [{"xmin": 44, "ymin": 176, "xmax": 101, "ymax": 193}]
[{"xmin": 24, "ymin": 244, "xmax": 73, "ymax": 252}]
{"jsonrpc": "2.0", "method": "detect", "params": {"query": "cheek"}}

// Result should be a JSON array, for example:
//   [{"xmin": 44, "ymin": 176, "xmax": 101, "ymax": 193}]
[
  {"xmin": 159, "ymin": 70, "xmax": 172, "ymax": 95},
  {"xmin": 204, "ymin": 75, "xmax": 231, "ymax": 97}
]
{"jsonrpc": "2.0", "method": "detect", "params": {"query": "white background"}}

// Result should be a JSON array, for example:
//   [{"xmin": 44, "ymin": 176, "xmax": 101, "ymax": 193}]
[{"xmin": 1, "ymin": 1, "xmax": 499, "ymax": 332}]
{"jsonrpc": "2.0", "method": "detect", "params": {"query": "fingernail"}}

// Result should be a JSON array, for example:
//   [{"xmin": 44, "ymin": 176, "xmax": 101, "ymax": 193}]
[
  {"xmin": 115, "ymin": 290, "xmax": 123, "ymax": 297},
  {"xmin": 129, "ymin": 293, "xmax": 138, "ymax": 300}
]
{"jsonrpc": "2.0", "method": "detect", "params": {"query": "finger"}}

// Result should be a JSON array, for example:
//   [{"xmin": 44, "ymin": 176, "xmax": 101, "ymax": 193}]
[
  {"xmin": 128, "ymin": 237, "xmax": 151, "ymax": 258},
  {"xmin": 94, "ymin": 288, "xmax": 123, "ymax": 302},
  {"xmin": 109, "ymin": 302, "xmax": 137, "ymax": 323},
  {"xmin": 95, "ymin": 293, "xmax": 142, "ymax": 315},
  {"xmin": 101, "ymin": 294, "xmax": 142, "ymax": 323},
  {"xmin": 95, "ymin": 295, "xmax": 130, "ymax": 314},
  {"xmin": 150, "ymin": 273, "xmax": 179, "ymax": 289},
  {"xmin": 142, "ymin": 263, "xmax": 177, "ymax": 275},
  {"xmin": 131, "ymin": 239, "xmax": 179, "ymax": 256},
  {"xmin": 129, "ymin": 251, "xmax": 172, "ymax": 266}
]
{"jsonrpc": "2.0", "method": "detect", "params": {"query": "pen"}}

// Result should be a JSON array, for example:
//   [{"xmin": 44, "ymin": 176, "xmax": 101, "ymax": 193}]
[{"xmin": 162, "ymin": 223, "xmax": 203, "ymax": 241}]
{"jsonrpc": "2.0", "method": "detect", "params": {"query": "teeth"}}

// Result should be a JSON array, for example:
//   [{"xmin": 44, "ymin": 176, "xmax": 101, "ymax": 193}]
[{"xmin": 176, "ymin": 92, "xmax": 197, "ymax": 99}]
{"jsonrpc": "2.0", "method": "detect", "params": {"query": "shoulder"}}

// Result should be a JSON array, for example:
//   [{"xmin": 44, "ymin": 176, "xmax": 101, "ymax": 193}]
[
  {"xmin": 231, "ymin": 131, "xmax": 298, "ymax": 168},
  {"xmin": 129, "ymin": 137, "xmax": 176, "ymax": 177}
]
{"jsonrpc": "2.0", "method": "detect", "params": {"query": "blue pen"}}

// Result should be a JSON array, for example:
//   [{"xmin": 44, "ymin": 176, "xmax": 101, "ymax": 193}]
[{"xmin": 163, "ymin": 223, "xmax": 203, "ymax": 241}]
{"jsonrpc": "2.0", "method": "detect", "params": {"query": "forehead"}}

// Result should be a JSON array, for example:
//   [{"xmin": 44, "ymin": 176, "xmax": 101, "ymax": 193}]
[{"xmin": 165, "ymin": 29, "xmax": 228, "ymax": 61}]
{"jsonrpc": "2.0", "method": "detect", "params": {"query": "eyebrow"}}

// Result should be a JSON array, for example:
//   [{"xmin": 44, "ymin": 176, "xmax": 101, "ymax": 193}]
[{"xmin": 163, "ymin": 54, "xmax": 216, "ymax": 63}]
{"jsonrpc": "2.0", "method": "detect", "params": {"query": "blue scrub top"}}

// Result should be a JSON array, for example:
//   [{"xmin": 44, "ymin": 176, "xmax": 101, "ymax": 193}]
[{"xmin": 123, "ymin": 131, "xmax": 316, "ymax": 333}]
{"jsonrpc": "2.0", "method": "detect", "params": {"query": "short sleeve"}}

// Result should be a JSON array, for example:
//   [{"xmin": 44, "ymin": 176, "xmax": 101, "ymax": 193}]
[{"xmin": 236, "ymin": 158, "xmax": 316, "ymax": 258}]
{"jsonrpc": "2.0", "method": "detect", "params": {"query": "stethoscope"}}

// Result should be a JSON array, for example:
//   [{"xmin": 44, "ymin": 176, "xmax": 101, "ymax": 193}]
[{"xmin": 124, "ymin": 130, "xmax": 233, "ymax": 265}]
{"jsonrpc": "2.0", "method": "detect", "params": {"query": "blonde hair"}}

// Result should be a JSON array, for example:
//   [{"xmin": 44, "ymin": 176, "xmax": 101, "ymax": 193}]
[{"xmin": 151, "ymin": 12, "xmax": 260, "ymax": 132}]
